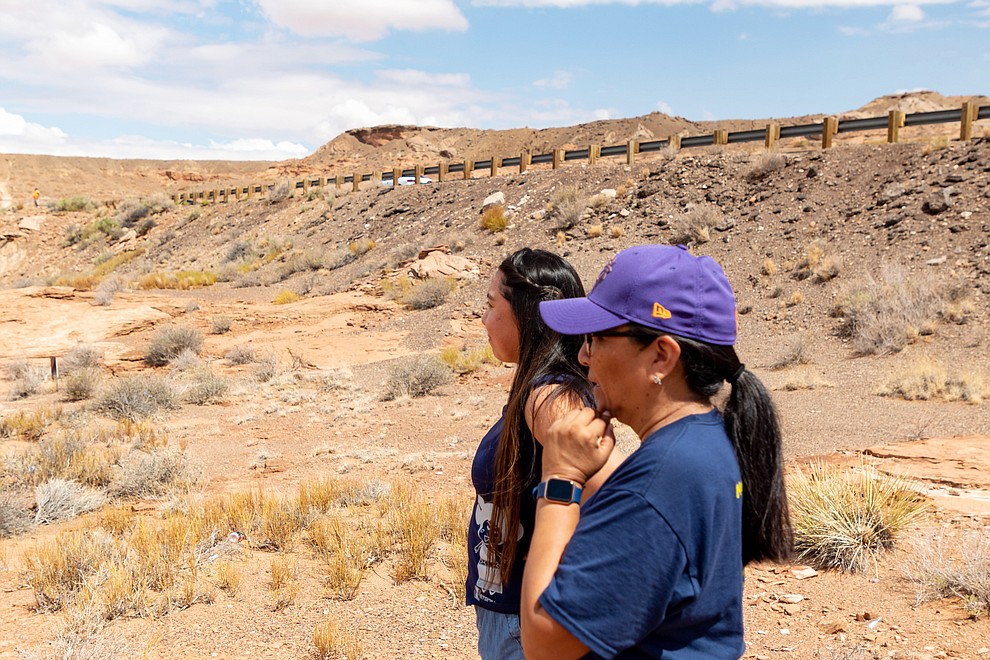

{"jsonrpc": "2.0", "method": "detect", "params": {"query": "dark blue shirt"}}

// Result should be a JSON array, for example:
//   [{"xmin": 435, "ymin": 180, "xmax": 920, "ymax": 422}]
[
  {"xmin": 540, "ymin": 410, "xmax": 745, "ymax": 658},
  {"xmin": 466, "ymin": 406, "xmax": 541, "ymax": 613}
]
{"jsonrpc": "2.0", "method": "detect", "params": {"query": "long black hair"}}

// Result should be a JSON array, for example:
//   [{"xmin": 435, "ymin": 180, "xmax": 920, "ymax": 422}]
[
  {"xmin": 488, "ymin": 248, "xmax": 591, "ymax": 583},
  {"xmin": 626, "ymin": 325, "xmax": 793, "ymax": 565}
]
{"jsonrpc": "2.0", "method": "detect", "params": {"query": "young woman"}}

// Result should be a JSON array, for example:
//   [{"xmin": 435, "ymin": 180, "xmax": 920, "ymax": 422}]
[
  {"xmin": 522, "ymin": 244, "xmax": 793, "ymax": 659},
  {"xmin": 468, "ymin": 248, "xmax": 624, "ymax": 660}
]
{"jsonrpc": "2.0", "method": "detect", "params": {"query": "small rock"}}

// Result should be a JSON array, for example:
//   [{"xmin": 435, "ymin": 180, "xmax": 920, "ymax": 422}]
[
  {"xmin": 481, "ymin": 191, "xmax": 505, "ymax": 211},
  {"xmin": 791, "ymin": 566, "xmax": 818, "ymax": 580}
]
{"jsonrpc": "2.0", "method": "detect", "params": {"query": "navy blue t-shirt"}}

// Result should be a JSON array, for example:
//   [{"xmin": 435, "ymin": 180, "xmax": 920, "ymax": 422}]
[
  {"xmin": 540, "ymin": 410, "xmax": 745, "ymax": 659},
  {"xmin": 466, "ymin": 406, "xmax": 541, "ymax": 613}
]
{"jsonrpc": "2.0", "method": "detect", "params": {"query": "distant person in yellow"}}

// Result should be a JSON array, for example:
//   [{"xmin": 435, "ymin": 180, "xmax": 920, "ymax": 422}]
[{"xmin": 32, "ymin": 188, "xmax": 40, "ymax": 207}]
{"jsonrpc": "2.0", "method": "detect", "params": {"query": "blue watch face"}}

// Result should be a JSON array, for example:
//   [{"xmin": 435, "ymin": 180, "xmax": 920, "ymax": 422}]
[{"xmin": 545, "ymin": 479, "xmax": 576, "ymax": 502}]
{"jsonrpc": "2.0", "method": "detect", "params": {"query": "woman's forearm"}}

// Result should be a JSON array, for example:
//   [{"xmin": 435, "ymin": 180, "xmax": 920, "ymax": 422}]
[{"xmin": 520, "ymin": 500, "xmax": 588, "ymax": 660}]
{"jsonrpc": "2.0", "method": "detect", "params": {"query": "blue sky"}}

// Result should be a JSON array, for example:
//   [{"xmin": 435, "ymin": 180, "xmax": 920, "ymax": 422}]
[{"xmin": 0, "ymin": 0, "xmax": 986, "ymax": 161}]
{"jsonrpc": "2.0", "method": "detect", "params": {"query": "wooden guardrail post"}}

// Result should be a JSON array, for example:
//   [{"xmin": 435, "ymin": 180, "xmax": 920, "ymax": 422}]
[
  {"xmin": 960, "ymin": 101, "xmax": 977, "ymax": 141},
  {"xmin": 587, "ymin": 144, "xmax": 597, "ymax": 165},
  {"xmin": 246, "ymin": 184, "xmax": 254, "ymax": 200},
  {"xmin": 765, "ymin": 124, "xmax": 780, "ymax": 149},
  {"xmin": 490, "ymin": 156, "xmax": 500, "ymax": 177},
  {"xmin": 520, "ymin": 151, "xmax": 530, "ymax": 173},
  {"xmin": 50, "ymin": 357, "xmax": 59, "ymax": 392},
  {"xmin": 627, "ymin": 140, "xmax": 637, "ymax": 166},
  {"xmin": 335, "ymin": 175, "xmax": 344, "ymax": 190},
  {"xmin": 352, "ymin": 173, "xmax": 360, "ymax": 193},
  {"xmin": 713, "ymin": 130, "xmax": 728, "ymax": 146},
  {"xmin": 302, "ymin": 178, "xmax": 310, "ymax": 196},
  {"xmin": 438, "ymin": 163, "xmax": 447, "ymax": 182},
  {"xmin": 464, "ymin": 160, "xmax": 474, "ymax": 179},
  {"xmin": 372, "ymin": 171, "xmax": 382, "ymax": 187},
  {"xmin": 668, "ymin": 135, "xmax": 681, "ymax": 152},
  {"xmin": 414, "ymin": 165, "xmax": 424, "ymax": 184},
  {"xmin": 887, "ymin": 110, "xmax": 905, "ymax": 143},
  {"xmin": 392, "ymin": 168, "xmax": 402, "ymax": 187},
  {"xmin": 212, "ymin": 189, "xmax": 219, "ymax": 204},
  {"xmin": 552, "ymin": 149, "xmax": 562, "ymax": 170},
  {"xmin": 822, "ymin": 117, "xmax": 838, "ymax": 149}
]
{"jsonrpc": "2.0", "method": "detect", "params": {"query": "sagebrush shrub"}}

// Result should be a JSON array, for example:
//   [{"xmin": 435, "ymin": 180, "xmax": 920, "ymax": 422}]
[
  {"xmin": 145, "ymin": 325, "xmax": 203, "ymax": 366},
  {"xmin": 225, "ymin": 345, "xmax": 255, "ymax": 365},
  {"xmin": 381, "ymin": 355, "xmax": 453, "ymax": 400},
  {"xmin": 480, "ymin": 205, "xmax": 508, "ymax": 233},
  {"xmin": 548, "ymin": 185, "xmax": 586, "ymax": 229},
  {"xmin": 401, "ymin": 278, "xmax": 455, "ymax": 310},
  {"xmin": 744, "ymin": 151, "xmax": 787, "ymax": 182},
  {"xmin": 34, "ymin": 479, "xmax": 106, "ymax": 524},
  {"xmin": 111, "ymin": 448, "xmax": 201, "ymax": 498},
  {"xmin": 670, "ymin": 206, "xmax": 720, "ymax": 245},
  {"xmin": 62, "ymin": 366, "xmax": 101, "ymax": 402},
  {"xmin": 183, "ymin": 368, "xmax": 228, "ymax": 405},
  {"xmin": 97, "ymin": 374, "xmax": 178, "ymax": 420},
  {"xmin": 210, "ymin": 315, "xmax": 232, "ymax": 335}
]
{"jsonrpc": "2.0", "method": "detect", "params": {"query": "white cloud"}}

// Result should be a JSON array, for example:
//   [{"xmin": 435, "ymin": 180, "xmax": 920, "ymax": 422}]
[
  {"xmin": 533, "ymin": 71, "xmax": 574, "ymax": 90},
  {"xmin": 255, "ymin": 0, "xmax": 469, "ymax": 40},
  {"xmin": 0, "ymin": 108, "xmax": 68, "ymax": 144},
  {"xmin": 474, "ymin": 0, "xmax": 958, "ymax": 8},
  {"xmin": 889, "ymin": 3, "xmax": 925, "ymax": 20},
  {"xmin": 656, "ymin": 100, "xmax": 674, "ymax": 115}
]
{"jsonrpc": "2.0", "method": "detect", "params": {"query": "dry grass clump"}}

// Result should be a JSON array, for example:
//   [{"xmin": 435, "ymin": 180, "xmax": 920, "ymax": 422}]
[
  {"xmin": 34, "ymin": 479, "xmax": 107, "ymax": 524},
  {"xmin": 793, "ymin": 242, "xmax": 841, "ymax": 283},
  {"xmin": 548, "ymin": 185, "xmax": 587, "ymax": 228},
  {"xmin": 744, "ymin": 150, "xmax": 787, "ymax": 182},
  {"xmin": 135, "ymin": 270, "xmax": 218, "ymax": 290},
  {"xmin": 670, "ymin": 205, "xmax": 721, "ymax": 245},
  {"xmin": 788, "ymin": 462, "xmax": 928, "ymax": 574},
  {"xmin": 439, "ymin": 344, "xmax": 500, "ymax": 374},
  {"xmin": 834, "ymin": 265, "xmax": 972, "ymax": 356},
  {"xmin": 381, "ymin": 355, "xmax": 453, "ymax": 400},
  {"xmin": 273, "ymin": 289, "xmax": 300, "ymax": 304},
  {"xmin": 400, "ymin": 277, "xmax": 455, "ymax": 310},
  {"xmin": 876, "ymin": 358, "xmax": 989, "ymax": 403},
  {"xmin": 585, "ymin": 223, "xmax": 603, "ymax": 238},
  {"xmin": 12, "ymin": 430, "xmax": 119, "ymax": 488},
  {"xmin": 480, "ymin": 204, "xmax": 508, "ymax": 232},
  {"xmin": 97, "ymin": 373, "xmax": 179, "ymax": 420},
  {"xmin": 388, "ymin": 486, "xmax": 440, "ymax": 582},
  {"xmin": 348, "ymin": 237, "xmax": 376, "ymax": 256},
  {"xmin": 0, "ymin": 405, "xmax": 63, "ymax": 441},
  {"xmin": 269, "ymin": 556, "xmax": 300, "ymax": 611},
  {"xmin": 144, "ymin": 325, "xmax": 203, "ymax": 366},
  {"xmin": 905, "ymin": 527, "xmax": 990, "ymax": 618},
  {"xmin": 314, "ymin": 619, "xmax": 363, "ymax": 660},
  {"xmin": 769, "ymin": 334, "xmax": 812, "ymax": 370},
  {"xmin": 775, "ymin": 371, "xmax": 832, "ymax": 391},
  {"xmin": 307, "ymin": 514, "xmax": 373, "ymax": 600}
]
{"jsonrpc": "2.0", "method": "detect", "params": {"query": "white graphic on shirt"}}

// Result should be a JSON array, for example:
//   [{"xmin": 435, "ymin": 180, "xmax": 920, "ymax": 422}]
[{"xmin": 473, "ymin": 494, "xmax": 523, "ymax": 597}]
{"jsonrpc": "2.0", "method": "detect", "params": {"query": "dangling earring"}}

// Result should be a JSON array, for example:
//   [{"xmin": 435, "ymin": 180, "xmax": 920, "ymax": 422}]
[{"xmin": 651, "ymin": 374, "xmax": 663, "ymax": 386}]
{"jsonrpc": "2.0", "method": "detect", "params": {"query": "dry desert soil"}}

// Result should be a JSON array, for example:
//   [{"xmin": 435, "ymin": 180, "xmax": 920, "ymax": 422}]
[{"xmin": 1, "ymin": 91, "xmax": 990, "ymax": 659}]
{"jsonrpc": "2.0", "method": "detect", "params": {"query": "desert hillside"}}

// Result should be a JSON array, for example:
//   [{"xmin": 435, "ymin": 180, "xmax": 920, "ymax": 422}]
[{"xmin": 1, "ymin": 91, "xmax": 990, "ymax": 658}]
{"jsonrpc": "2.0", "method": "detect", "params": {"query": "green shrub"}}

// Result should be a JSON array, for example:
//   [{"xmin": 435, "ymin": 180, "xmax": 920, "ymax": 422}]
[
  {"xmin": 145, "ymin": 325, "xmax": 203, "ymax": 366},
  {"xmin": 54, "ymin": 197, "xmax": 95, "ymax": 213}
]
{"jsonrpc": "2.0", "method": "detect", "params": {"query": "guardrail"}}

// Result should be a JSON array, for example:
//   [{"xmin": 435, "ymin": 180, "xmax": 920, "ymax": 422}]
[{"xmin": 172, "ymin": 101, "xmax": 989, "ymax": 206}]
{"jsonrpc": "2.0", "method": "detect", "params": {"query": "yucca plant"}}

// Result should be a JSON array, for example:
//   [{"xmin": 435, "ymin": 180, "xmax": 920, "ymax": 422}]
[{"xmin": 788, "ymin": 462, "xmax": 928, "ymax": 574}]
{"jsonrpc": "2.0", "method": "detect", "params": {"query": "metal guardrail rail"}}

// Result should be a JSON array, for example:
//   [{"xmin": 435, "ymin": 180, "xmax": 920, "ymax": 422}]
[{"xmin": 174, "ymin": 103, "xmax": 989, "ymax": 204}]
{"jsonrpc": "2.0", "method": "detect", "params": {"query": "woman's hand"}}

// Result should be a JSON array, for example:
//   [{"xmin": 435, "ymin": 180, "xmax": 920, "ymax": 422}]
[{"xmin": 542, "ymin": 407, "xmax": 615, "ymax": 485}]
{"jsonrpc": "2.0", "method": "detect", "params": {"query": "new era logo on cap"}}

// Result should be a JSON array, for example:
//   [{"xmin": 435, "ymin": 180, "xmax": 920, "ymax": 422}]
[{"xmin": 652, "ymin": 303, "xmax": 671, "ymax": 320}]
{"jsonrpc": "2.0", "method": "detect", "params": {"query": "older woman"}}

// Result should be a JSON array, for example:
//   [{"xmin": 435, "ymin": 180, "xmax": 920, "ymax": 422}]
[{"xmin": 521, "ymin": 244, "xmax": 793, "ymax": 659}]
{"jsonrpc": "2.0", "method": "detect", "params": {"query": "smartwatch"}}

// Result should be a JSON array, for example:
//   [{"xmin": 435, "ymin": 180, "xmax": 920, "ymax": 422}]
[{"xmin": 533, "ymin": 478, "xmax": 583, "ymax": 505}]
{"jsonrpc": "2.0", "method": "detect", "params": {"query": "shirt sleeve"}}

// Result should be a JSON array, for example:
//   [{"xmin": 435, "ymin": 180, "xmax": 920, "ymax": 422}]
[{"xmin": 538, "ymin": 488, "xmax": 696, "ymax": 658}]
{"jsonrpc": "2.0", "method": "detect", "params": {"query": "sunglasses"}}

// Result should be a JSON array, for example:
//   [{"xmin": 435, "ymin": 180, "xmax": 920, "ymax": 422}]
[{"xmin": 583, "ymin": 329, "xmax": 656, "ymax": 355}]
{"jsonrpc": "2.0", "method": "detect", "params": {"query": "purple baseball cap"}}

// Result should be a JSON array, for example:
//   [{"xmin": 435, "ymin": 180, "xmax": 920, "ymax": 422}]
[{"xmin": 539, "ymin": 244, "xmax": 738, "ymax": 346}]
